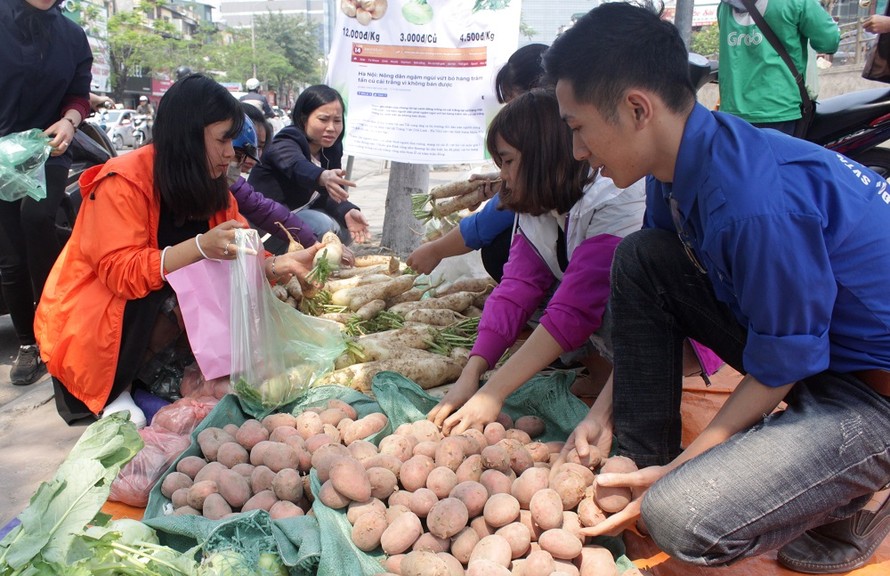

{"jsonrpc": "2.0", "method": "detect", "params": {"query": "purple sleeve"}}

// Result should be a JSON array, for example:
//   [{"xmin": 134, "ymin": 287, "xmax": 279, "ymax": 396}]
[
  {"xmin": 471, "ymin": 234, "xmax": 555, "ymax": 368},
  {"xmin": 230, "ymin": 177, "xmax": 318, "ymax": 246},
  {"xmin": 539, "ymin": 234, "xmax": 621, "ymax": 353}
]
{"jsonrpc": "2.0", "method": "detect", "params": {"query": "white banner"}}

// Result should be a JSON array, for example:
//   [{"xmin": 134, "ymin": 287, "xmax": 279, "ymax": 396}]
[{"xmin": 326, "ymin": 0, "xmax": 522, "ymax": 164}]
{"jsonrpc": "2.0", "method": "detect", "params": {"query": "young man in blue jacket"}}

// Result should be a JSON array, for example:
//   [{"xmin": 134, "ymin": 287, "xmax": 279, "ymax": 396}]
[{"xmin": 548, "ymin": 2, "xmax": 890, "ymax": 573}]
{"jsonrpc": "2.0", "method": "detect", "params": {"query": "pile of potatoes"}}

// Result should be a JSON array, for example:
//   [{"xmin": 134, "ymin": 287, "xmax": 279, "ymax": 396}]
[
  {"xmin": 314, "ymin": 411, "xmax": 640, "ymax": 576},
  {"xmin": 159, "ymin": 400, "xmax": 642, "ymax": 575},
  {"xmin": 159, "ymin": 398, "xmax": 386, "ymax": 520}
]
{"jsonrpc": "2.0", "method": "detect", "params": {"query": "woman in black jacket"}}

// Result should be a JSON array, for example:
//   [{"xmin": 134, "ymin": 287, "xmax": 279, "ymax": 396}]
[{"xmin": 247, "ymin": 85, "xmax": 369, "ymax": 245}]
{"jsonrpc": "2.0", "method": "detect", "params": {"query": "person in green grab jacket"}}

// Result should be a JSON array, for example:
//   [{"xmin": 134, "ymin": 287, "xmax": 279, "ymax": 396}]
[{"xmin": 718, "ymin": 0, "xmax": 839, "ymax": 135}]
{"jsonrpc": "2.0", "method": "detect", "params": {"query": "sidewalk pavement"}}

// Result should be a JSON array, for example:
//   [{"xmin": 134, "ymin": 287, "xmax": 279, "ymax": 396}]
[{"xmin": 0, "ymin": 157, "xmax": 491, "ymax": 530}]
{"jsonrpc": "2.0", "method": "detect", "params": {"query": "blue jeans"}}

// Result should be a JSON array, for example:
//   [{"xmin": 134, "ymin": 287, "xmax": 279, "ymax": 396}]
[
  {"xmin": 610, "ymin": 229, "xmax": 890, "ymax": 566},
  {"xmin": 294, "ymin": 208, "xmax": 351, "ymax": 246}
]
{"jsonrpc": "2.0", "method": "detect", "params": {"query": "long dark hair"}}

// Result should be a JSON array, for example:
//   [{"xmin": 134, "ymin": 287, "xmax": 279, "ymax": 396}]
[
  {"xmin": 290, "ymin": 84, "xmax": 346, "ymax": 147},
  {"xmin": 486, "ymin": 88, "xmax": 590, "ymax": 216},
  {"xmin": 152, "ymin": 74, "xmax": 243, "ymax": 220},
  {"xmin": 495, "ymin": 43, "xmax": 548, "ymax": 104}
]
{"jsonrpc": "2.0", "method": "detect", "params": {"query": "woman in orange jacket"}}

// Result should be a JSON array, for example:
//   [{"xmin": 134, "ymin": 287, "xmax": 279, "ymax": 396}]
[{"xmin": 35, "ymin": 74, "xmax": 321, "ymax": 427}]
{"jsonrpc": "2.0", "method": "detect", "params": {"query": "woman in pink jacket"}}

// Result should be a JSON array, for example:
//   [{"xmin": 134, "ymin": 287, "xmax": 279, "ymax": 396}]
[{"xmin": 429, "ymin": 88, "xmax": 647, "ymax": 435}]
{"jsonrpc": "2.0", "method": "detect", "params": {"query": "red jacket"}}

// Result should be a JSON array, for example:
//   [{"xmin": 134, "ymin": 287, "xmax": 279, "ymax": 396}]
[{"xmin": 35, "ymin": 146, "xmax": 246, "ymax": 415}]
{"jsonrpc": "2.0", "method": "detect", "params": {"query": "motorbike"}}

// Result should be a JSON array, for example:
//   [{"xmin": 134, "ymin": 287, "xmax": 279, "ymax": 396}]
[
  {"xmin": 132, "ymin": 114, "xmax": 152, "ymax": 147},
  {"xmin": 688, "ymin": 53, "xmax": 890, "ymax": 176}
]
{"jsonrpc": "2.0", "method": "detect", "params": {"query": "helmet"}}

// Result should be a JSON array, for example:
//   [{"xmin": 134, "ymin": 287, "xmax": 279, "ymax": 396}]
[
  {"xmin": 232, "ymin": 115, "xmax": 258, "ymax": 161},
  {"xmin": 139, "ymin": 95, "xmax": 148, "ymax": 102},
  {"xmin": 175, "ymin": 66, "xmax": 193, "ymax": 80},
  {"xmin": 245, "ymin": 78, "xmax": 261, "ymax": 91}
]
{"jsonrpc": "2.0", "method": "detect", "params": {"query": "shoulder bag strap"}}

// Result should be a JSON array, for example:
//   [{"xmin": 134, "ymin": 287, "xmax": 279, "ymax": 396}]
[{"xmin": 739, "ymin": 0, "xmax": 813, "ymax": 112}]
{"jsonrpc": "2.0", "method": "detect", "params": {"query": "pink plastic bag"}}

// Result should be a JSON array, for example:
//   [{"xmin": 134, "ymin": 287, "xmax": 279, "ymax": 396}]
[
  {"xmin": 151, "ymin": 397, "xmax": 217, "ymax": 436},
  {"xmin": 167, "ymin": 259, "xmax": 232, "ymax": 380},
  {"xmin": 108, "ymin": 426, "xmax": 191, "ymax": 507}
]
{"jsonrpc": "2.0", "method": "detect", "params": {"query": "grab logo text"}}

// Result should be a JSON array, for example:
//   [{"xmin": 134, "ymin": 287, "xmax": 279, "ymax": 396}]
[{"xmin": 727, "ymin": 31, "xmax": 764, "ymax": 46}]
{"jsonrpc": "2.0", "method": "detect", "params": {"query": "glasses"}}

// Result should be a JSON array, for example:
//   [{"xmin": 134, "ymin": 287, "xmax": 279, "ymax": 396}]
[
  {"xmin": 234, "ymin": 145, "xmax": 258, "ymax": 167},
  {"xmin": 669, "ymin": 195, "xmax": 708, "ymax": 274}
]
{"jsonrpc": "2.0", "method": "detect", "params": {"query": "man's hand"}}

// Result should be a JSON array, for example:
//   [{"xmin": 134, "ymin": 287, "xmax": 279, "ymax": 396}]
[
  {"xmin": 406, "ymin": 242, "xmax": 443, "ymax": 275},
  {"xmin": 579, "ymin": 465, "xmax": 668, "ymax": 538}
]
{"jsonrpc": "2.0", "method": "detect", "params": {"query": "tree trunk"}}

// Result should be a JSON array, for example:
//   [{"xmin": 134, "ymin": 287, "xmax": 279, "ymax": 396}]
[
  {"xmin": 675, "ymin": 0, "xmax": 695, "ymax": 48},
  {"xmin": 381, "ymin": 162, "xmax": 428, "ymax": 257}
]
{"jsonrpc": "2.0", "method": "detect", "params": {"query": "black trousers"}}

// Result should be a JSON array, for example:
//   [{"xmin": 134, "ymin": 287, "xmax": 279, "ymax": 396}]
[{"xmin": 0, "ymin": 163, "xmax": 68, "ymax": 345}]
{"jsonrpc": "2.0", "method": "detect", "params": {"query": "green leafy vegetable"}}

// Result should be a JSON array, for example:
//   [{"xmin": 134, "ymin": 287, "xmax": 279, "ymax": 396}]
[
  {"xmin": 473, "ymin": 0, "xmax": 511, "ymax": 11},
  {"xmin": 402, "ymin": 0, "xmax": 433, "ymax": 25}
]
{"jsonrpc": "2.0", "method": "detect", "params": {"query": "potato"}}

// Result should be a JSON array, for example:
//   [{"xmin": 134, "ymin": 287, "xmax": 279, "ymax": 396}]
[
  {"xmin": 202, "ymin": 492, "xmax": 232, "ymax": 520},
  {"xmin": 565, "ymin": 446, "xmax": 604, "ymax": 471},
  {"xmin": 242, "ymin": 489, "xmax": 277, "ymax": 512},
  {"xmin": 381, "ymin": 510, "xmax": 423, "ymax": 554},
  {"xmin": 367, "ymin": 466, "xmax": 398, "ymax": 500},
  {"xmin": 327, "ymin": 398, "xmax": 357, "ymax": 419},
  {"xmin": 450, "ymin": 526, "xmax": 480, "ymax": 564},
  {"xmin": 319, "ymin": 407, "xmax": 348, "ymax": 426},
  {"xmin": 222, "ymin": 423, "xmax": 239, "ymax": 437},
  {"xmin": 351, "ymin": 509, "xmax": 388, "ymax": 552},
  {"xmin": 171, "ymin": 487, "xmax": 190, "ymax": 509},
  {"xmin": 235, "ymin": 419, "xmax": 269, "ymax": 451},
  {"xmin": 250, "ymin": 465, "xmax": 277, "ymax": 494},
  {"xmin": 216, "ymin": 441, "xmax": 249, "ymax": 468},
  {"xmin": 578, "ymin": 545, "xmax": 617, "ymax": 576},
  {"xmin": 270, "ymin": 500, "xmax": 305, "ymax": 519},
  {"xmin": 455, "ymin": 453, "xmax": 484, "ymax": 483},
  {"xmin": 305, "ymin": 432, "xmax": 337, "ymax": 453},
  {"xmin": 343, "ymin": 413, "xmax": 389, "ymax": 445},
  {"xmin": 483, "ymin": 421, "xmax": 506, "ymax": 445},
  {"xmin": 346, "ymin": 497, "xmax": 386, "ymax": 524},
  {"xmin": 311, "ymin": 444, "xmax": 351, "ymax": 482},
  {"xmin": 521, "ymin": 549, "xmax": 555, "ymax": 576},
  {"xmin": 187, "ymin": 480, "xmax": 218, "ymax": 510},
  {"xmin": 481, "ymin": 444, "xmax": 511, "ymax": 475},
  {"xmin": 470, "ymin": 515, "xmax": 495, "ymax": 539},
  {"xmin": 173, "ymin": 506, "xmax": 200, "ymax": 516},
  {"xmin": 217, "ymin": 468, "xmax": 252, "ymax": 509},
  {"xmin": 413, "ymin": 440, "xmax": 439, "ymax": 459},
  {"xmin": 272, "ymin": 468, "xmax": 303, "ymax": 502},
  {"xmin": 197, "ymin": 427, "xmax": 235, "ymax": 461},
  {"xmin": 562, "ymin": 511, "xmax": 583, "ymax": 540},
  {"xmin": 505, "ymin": 427, "xmax": 533, "ymax": 445},
  {"xmin": 467, "ymin": 559, "xmax": 511, "ymax": 576},
  {"xmin": 386, "ymin": 503, "xmax": 411, "ymax": 525},
  {"xmin": 512, "ymin": 466, "xmax": 550, "ymax": 509},
  {"xmin": 469, "ymin": 534, "xmax": 512, "ymax": 567},
  {"xmin": 412, "ymin": 532, "xmax": 450, "ymax": 553},
  {"xmin": 426, "ymin": 466, "xmax": 458, "ymax": 499},
  {"xmin": 295, "ymin": 411, "xmax": 324, "ymax": 439},
  {"xmin": 400, "ymin": 550, "xmax": 449, "ymax": 576},
  {"xmin": 577, "ymin": 494, "xmax": 607, "ymax": 528},
  {"xmin": 409, "ymin": 419, "xmax": 441, "ymax": 443},
  {"xmin": 319, "ymin": 479, "xmax": 351, "ymax": 509},
  {"xmin": 529, "ymin": 488, "xmax": 564, "ymax": 530},
  {"xmin": 161, "ymin": 471, "xmax": 193, "ymax": 499},
  {"xmin": 483, "ymin": 493, "xmax": 520, "ymax": 528},
  {"xmin": 518, "ymin": 509, "xmax": 544, "ymax": 542},
  {"xmin": 399, "ymin": 454, "xmax": 435, "ymax": 492},
  {"xmin": 479, "ymin": 469, "xmax": 513, "ymax": 496},
  {"xmin": 383, "ymin": 554, "xmax": 404, "ymax": 575},
  {"xmin": 426, "ymin": 497, "xmax": 469, "ymax": 539},
  {"xmin": 461, "ymin": 428, "xmax": 488, "ymax": 450},
  {"xmin": 436, "ymin": 552, "xmax": 464, "ymax": 576},
  {"xmin": 553, "ymin": 557, "xmax": 581, "ymax": 576},
  {"xmin": 538, "ymin": 528, "xmax": 582, "ymax": 560},
  {"xmin": 594, "ymin": 456, "xmax": 638, "ymax": 513},
  {"xmin": 495, "ymin": 521, "xmax": 531, "ymax": 559},
  {"xmin": 495, "ymin": 412, "xmax": 513, "ymax": 430},
  {"xmin": 380, "ymin": 434, "xmax": 415, "ymax": 462},
  {"xmin": 249, "ymin": 440, "xmax": 276, "ymax": 466},
  {"xmin": 525, "ymin": 442, "xmax": 551, "ymax": 463},
  {"xmin": 550, "ymin": 468, "xmax": 588, "ymax": 510},
  {"xmin": 263, "ymin": 443, "xmax": 300, "ymax": 473},
  {"xmin": 435, "ymin": 437, "xmax": 466, "ymax": 471},
  {"xmin": 347, "ymin": 439, "xmax": 378, "ymax": 462},
  {"xmin": 449, "ymin": 480, "xmax": 488, "ymax": 518},
  {"xmin": 388, "ymin": 489, "xmax": 413, "ymax": 509},
  {"xmin": 270, "ymin": 425, "xmax": 301, "ymax": 444},
  {"xmin": 176, "ymin": 455, "xmax": 207, "ymax": 479},
  {"xmin": 231, "ymin": 462, "xmax": 254, "ymax": 477},
  {"xmin": 362, "ymin": 453, "xmax": 402, "ymax": 477},
  {"xmin": 262, "ymin": 412, "xmax": 296, "ymax": 432},
  {"xmin": 194, "ymin": 461, "xmax": 226, "ymax": 484},
  {"xmin": 407, "ymin": 487, "xmax": 439, "ymax": 518},
  {"xmin": 330, "ymin": 456, "xmax": 372, "ymax": 501}
]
